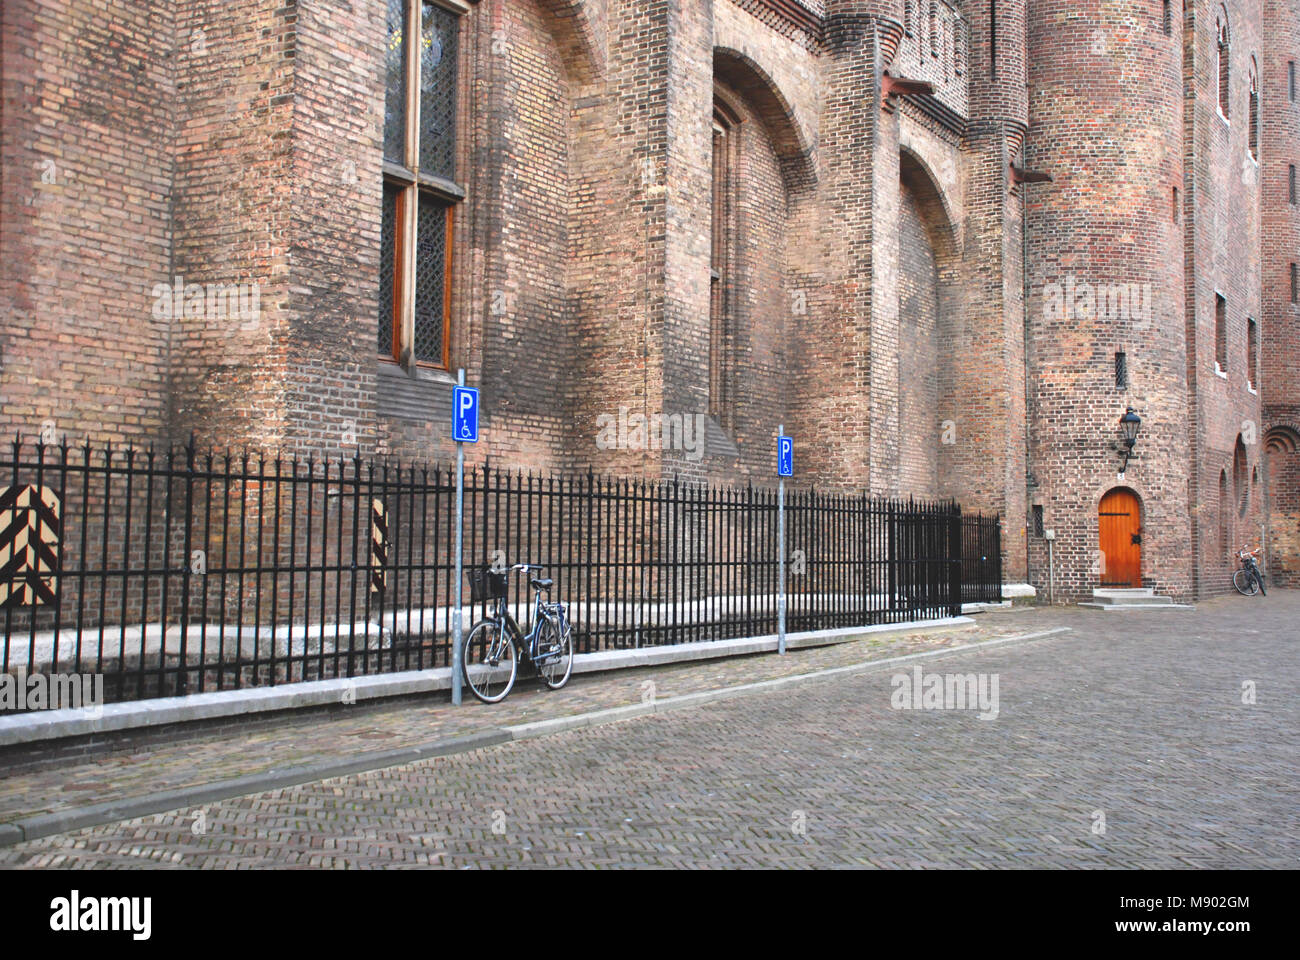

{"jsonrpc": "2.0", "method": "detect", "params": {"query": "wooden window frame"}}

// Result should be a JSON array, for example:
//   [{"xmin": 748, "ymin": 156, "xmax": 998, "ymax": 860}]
[{"xmin": 381, "ymin": 0, "xmax": 466, "ymax": 373}]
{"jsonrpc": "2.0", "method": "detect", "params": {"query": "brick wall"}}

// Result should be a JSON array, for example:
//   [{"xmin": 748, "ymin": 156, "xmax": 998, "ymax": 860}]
[
  {"xmin": 1026, "ymin": 0, "xmax": 1193, "ymax": 601},
  {"xmin": 1262, "ymin": 0, "xmax": 1300, "ymax": 585},
  {"xmin": 1, "ymin": 0, "xmax": 175, "ymax": 448},
  {"xmin": 1185, "ymin": 0, "xmax": 1266, "ymax": 598}
]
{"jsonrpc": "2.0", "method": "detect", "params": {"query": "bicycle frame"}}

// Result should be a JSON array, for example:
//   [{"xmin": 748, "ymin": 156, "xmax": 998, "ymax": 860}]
[{"xmin": 484, "ymin": 582, "xmax": 560, "ymax": 663}]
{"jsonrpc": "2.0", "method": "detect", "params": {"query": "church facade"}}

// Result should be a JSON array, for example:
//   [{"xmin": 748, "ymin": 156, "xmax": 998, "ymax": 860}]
[{"xmin": 3, "ymin": 0, "xmax": 1298, "ymax": 601}]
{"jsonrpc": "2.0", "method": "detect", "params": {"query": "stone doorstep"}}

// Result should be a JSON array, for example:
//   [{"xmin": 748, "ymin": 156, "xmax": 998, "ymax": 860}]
[
  {"xmin": 1076, "ymin": 603, "xmax": 1199, "ymax": 611},
  {"xmin": 0, "ymin": 615, "xmax": 976, "ymax": 749},
  {"xmin": 1078, "ymin": 587, "xmax": 1195, "ymax": 611}
]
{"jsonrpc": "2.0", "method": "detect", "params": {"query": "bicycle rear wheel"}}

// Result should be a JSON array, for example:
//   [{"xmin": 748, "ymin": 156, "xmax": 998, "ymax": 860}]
[
  {"xmin": 535, "ymin": 617, "xmax": 573, "ymax": 691},
  {"xmin": 1233, "ymin": 569, "xmax": 1258, "ymax": 596},
  {"xmin": 1254, "ymin": 568, "xmax": 1267, "ymax": 596},
  {"xmin": 463, "ymin": 620, "xmax": 518, "ymax": 703}
]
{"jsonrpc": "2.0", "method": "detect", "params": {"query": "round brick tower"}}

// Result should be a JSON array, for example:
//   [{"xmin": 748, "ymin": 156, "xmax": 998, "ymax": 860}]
[{"xmin": 1025, "ymin": 3, "xmax": 1192, "ymax": 601}]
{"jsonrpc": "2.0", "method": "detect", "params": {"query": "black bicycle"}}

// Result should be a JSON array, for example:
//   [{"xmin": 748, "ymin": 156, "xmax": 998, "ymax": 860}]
[
  {"xmin": 462, "ymin": 563, "xmax": 574, "ymax": 703},
  {"xmin": 1233, "ymin": 545, "xmax": 1267, "ymax": 597}
]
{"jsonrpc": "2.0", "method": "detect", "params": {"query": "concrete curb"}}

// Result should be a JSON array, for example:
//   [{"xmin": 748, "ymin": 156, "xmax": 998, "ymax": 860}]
[
  {"xmin": 0, "ymin": 616, "xmax": 975, "ymax": 748},
  {"xmin": 0, "ymin": 624, "xmax": 1072, "ymax": 850}
]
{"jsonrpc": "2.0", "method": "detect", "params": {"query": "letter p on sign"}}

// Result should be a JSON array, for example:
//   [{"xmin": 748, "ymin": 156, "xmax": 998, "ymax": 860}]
[{"xmin": 453, "ymin": 386, "xmax": 479, "ymax": 443}]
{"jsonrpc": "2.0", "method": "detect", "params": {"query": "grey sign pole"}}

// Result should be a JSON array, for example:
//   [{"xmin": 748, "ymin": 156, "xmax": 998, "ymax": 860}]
[
  {"xmin": 778, "ymin": 424, "xmax": 786, "ymax": 656},
  {"xmin": 451, "ymin": 368, "xmax": 466, "ymax": 706}
]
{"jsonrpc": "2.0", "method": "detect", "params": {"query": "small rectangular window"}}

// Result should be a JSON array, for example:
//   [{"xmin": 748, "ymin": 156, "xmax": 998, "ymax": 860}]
[
  {"xmin": 1032, "ymin": 505, "xmax": 1045, "ymax": 539},
  {"xmin": 1291, "ymin": 165, "xmax": 1296, "ymax": 204},
  {"xmin": 1163, "ymin": 1, "xmax": 1171, "ymax": 36},
  {"xmin": 1115, "ymin": 351, "xmax": 1128, "ymax": 390},
  {"xmin": 1173, "ymin": 186, "xmax": 1180, "ymax": 222},
  {"xmin": 1293, "ymin": 264, "xmax": 1298, "ymax": 304},
  {"xmin": 1292, "ymin": 62, "xmax": 1297, "ymax": 102}
]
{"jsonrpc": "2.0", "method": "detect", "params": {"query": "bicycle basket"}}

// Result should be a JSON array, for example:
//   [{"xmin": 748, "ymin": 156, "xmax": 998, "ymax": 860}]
[{"xmin": 467, "ymin": 567, "xmax": 508, "ymax": 603}]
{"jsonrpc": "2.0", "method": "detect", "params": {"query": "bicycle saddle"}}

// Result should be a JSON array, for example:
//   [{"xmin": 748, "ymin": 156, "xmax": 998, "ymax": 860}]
[{"xmin": 531, "ymin": 578, "xmax": 553, "ymax": 590}]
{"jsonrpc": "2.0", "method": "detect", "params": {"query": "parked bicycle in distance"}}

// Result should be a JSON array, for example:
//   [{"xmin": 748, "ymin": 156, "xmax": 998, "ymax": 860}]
[
  {"xmin": 1233, "ymin": 545, "xmax": 1267, "ymax": 597},
  {"xmin": 462, "ymin": 563, "xmax": 574, "ymax": 703}
]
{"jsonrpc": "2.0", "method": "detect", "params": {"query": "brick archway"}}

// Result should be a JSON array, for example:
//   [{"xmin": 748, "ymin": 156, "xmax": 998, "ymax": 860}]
[{"xmin": 899, "ymin": 148, "xmax": 959, "ymax": 500}]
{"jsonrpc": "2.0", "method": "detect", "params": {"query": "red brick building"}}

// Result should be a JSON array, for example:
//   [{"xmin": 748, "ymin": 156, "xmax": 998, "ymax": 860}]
[{"xmin": 2, "ymin": 0, "xmax": 1296, "ymax": 601}]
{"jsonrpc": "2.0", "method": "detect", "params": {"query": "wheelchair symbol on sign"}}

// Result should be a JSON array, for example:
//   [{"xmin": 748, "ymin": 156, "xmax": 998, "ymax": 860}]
[{"xmin": 452, "ymin": 386, "xmax": 479, "ymax": 444}]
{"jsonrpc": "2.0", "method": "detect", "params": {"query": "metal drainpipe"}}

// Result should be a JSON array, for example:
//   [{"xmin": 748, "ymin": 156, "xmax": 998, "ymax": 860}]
[{"xmin": 1047, "ymin": 537, "xmax": 1055, "ymax": 605}]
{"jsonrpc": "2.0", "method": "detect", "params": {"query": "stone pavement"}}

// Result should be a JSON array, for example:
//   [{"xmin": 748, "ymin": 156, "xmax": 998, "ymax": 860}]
[
  {"xmin": 1, "ymin": 594, "xmax": 1297, "ymax": 868},
  {"xmin": 0, "ymin": 615, "xmax": 1015, "ymax": 827}
]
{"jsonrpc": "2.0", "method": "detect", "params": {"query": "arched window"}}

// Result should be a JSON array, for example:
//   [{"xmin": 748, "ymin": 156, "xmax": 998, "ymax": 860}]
[
  {"xmin": 710, "ymin": 100, "xmax": 739, "ymax": 430},
  {"xmin": 1235, "ymin": 435, "xmax": 1249, "ymax": 517},
  {"xmin": 1219, "ymin": 469, "xmax": 1231, "ymax": 557},
  {"xmin": 1217, "ymin": 12, "xmax": 1231, "ymax": 120}
]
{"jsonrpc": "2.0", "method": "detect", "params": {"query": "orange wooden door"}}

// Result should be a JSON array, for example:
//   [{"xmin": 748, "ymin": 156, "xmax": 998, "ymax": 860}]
[{"xmin": 1099, "ymin": 489, "xmax": 1142, "ymax": 587}]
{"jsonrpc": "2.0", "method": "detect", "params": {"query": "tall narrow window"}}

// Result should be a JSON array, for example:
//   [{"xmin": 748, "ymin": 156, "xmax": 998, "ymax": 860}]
[
  {"xmin": 1291, "ymin": 165, "xmax": 1296, "ymax": 204},
  {"xmin": 1248, "ymin": 63, "xmax": 1259, "ymax": 161},
  {"xmin": 1173, "ymin": 186, "xmax": 1180, "ymax": 222},
  {"xmin": 1247, "ymin": 317, "xmax": 1259, "ymax": 391},
  {"xmin": 1291, "ymin": 61, "xmax": 1296, "ymax": 101},
  {"xmin": 1032, "ymin": 505, "xmax": 1045, "ymax": 538},
  {"xmin": 1163, "ymin": 0, "xmax": 1171, "ymax": 35},
  {"xmin": 1215, "ymin": 294, "xmax": 1228, "ymax": 373},
  {"xmin": 989, "ymin": 0, "xmax": 997, "ymax": 80},
  {"xmin": 1293, "ymin": 263, "xmax": 1298, "ymax": 304},
  {"xmin": 1115, "ymin": 351, "xmax": 1128, "ymax": 390},
  {"xmin": 1216, "ymin": 14, "xmax": 1230, "ymax": 120},
  {"xmin": 380, "ymin": 0, "xmax": 463, "ymax": 370},
  {"xmin": 710, "ymin": 103, "xmax": 738, "ymax": 430}
]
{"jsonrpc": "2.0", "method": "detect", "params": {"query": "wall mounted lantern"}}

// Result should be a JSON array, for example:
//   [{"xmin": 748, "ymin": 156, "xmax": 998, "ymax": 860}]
[{"xmin": 1119, "ymin": 407, "xmax": 1142, "ymax": 473}]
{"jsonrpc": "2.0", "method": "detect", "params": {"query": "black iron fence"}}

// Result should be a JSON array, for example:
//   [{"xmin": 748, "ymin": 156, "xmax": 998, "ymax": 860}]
[
  {"xmin": 960, "ymin": 515, "xmax": 1004, "ymax": 605},
  {"xmin": 1, "ymin": 439, "xmax": 1002, "ymax": 706}
]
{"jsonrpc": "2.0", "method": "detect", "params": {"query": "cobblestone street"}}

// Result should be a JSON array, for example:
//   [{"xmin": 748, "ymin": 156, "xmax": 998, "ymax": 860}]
[{"xmin": 2, "ymin": 595, "xmax": 1297, "ymax": 869}]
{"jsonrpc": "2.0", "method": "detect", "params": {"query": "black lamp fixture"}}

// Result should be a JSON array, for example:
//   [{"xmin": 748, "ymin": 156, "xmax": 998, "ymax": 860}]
[{"xmin": 1119, "ymin": 407, "xmax": 1142, "ymax": 473}]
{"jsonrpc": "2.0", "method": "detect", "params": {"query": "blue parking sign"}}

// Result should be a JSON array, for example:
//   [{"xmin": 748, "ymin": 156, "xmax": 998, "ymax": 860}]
[
  {"xmin": 778, "ymin": 436, "xmax": 793, "ymax": 477},
  {"xmin": 452, "ymin": 386, "xmax": 479, "ymax": 443}
]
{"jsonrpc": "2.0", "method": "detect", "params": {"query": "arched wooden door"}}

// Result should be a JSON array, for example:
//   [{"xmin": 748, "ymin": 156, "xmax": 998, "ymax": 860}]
[{"xmin": 1099, "ymin": 488, "xmax": 1142, "ymax": 587}]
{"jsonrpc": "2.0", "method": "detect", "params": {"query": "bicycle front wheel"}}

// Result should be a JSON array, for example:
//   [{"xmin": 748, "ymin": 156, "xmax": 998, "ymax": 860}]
[
  {"xmin": 1233, "ymin": 569, "xmax": 1258, "ymax": 596},
  {"xmin": 463, "ymin": 620, "xmax": 518, "ymax": 703},
  {"xmin": 535, "ymin": 617, "xmax": 573, "ymax": 691}
]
